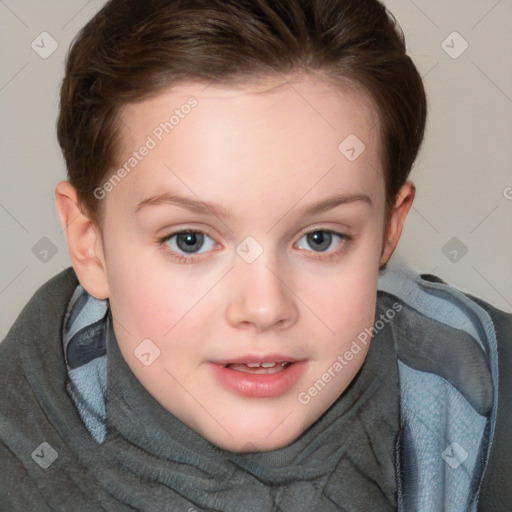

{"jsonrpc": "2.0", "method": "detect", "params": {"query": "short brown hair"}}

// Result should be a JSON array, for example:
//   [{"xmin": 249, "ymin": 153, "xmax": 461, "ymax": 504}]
[{"xmin": 57, "ymin": 0, "xmax": 427, "ymax": 226}]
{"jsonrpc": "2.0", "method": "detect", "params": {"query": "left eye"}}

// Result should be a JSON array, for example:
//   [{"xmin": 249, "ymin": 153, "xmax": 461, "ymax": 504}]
[
  {"xmin": 163, "ymin": 231, "xmax": 216, "ymax": 255},
  {"xmin": 296, "ymin": 230, "xmax": 344, "ymax": 253}
]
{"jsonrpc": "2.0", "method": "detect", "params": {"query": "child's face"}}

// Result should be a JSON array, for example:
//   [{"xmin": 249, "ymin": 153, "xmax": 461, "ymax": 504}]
[{"xmin": 92, "ymin": 75, "xmax": 398, "ymax": 452}]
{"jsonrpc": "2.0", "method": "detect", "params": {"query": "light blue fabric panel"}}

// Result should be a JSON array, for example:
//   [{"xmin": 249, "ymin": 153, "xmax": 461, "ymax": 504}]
[
  {"xmin": 397, "ymin": 362, "xmax": 487, "ymax": 512},
  {"xmin": 378, "ymin": 256, "xmax": 486, "ymax": 350},
  {"xmin": 378, "ymin": 257, "xmax": 498, "ymax": 442},
  {"xmin": 379, "ymin": 256, "xmax": 498, "ymax": 512},
  {"xmin": 67, "ymin": 356, "xmax": 107, "ymax": 443},
  {"xmin": 63, "ymin": 285, "xmax": 108, "ymax": 341}
]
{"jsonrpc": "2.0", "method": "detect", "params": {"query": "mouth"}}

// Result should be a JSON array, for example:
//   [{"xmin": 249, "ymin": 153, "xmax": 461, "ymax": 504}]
[
  {"xmin": 222, "ymin": 361, "xmax": 292, "ymax": 374},
  {"xmin": 210, "ymin": 356, "xmax": 306, "ymax": 398}
]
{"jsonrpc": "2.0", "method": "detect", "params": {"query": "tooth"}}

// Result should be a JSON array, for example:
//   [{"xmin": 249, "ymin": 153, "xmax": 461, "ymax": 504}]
[
  {"xmin": 261, "ymin": 362, "xmax": 276, "ymax": 368},
  {"xmin": 246, "ymin": 363, "xmax": 261, "ymax": 368}
]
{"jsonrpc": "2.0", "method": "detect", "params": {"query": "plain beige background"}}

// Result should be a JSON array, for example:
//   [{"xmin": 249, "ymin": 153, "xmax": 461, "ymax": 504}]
[{"xmin": 1, "ymin": 0, "xmax": 511, "ymax": 341}]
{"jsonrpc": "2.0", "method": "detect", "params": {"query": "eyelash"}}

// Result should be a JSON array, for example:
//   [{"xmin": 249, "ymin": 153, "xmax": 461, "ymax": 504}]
[{"xmin": 156, "ymin": 227, "xmax": 353, "ymax": 265}]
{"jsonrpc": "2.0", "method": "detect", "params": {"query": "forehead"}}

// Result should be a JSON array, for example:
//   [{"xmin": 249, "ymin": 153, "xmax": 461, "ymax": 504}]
[
  {"xmin": 111, "ymin": 75, "xmax": 383, "ymax": 213},
  {"xmin": 118, "ymin": 74, "xmax": 379, "ymax": 140}
]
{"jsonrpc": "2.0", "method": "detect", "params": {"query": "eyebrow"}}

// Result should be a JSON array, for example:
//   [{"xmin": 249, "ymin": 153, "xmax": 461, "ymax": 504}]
[{"xmin": 135, "ymin": 191, "xmax": 372, "ymax": 219}]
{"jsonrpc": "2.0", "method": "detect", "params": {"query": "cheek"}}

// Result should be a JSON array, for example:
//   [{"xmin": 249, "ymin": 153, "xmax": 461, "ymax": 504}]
[
  {"xmin": 317, "ymin": 277, "xmax": 377, "ymax": 354},
  {"xmin": 297, "ymin": 234, "xmax": 381, "ymax": 352},
  {"xmin": 102, "ymin": 230, "xmax": 173, "ymax": 336},
  {"xmin": 105, "ymin": 245, "xmax": 214, "ymax": 347},
  {"xmin": 307, "ymin": 236, "xmax": 381, "ymax": 309},
  {"xmin": 108, "ymin": 269, "xmax": 183, "ymax": 340}
]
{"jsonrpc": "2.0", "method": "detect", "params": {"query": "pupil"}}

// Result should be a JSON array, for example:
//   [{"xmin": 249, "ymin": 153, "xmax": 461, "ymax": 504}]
[
  {"xmin": 177, "ymin": 233, "xmax": 203, "ymax": 253},
  {"xmin": 308, "ymin": 231, "xmax": 331, "ymax": 252}
]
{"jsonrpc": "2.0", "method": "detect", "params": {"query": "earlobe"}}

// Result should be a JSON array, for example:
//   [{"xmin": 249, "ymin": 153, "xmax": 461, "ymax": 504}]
[
  {"xmin": 55, "ymin": 181, "xmax": 110, "ymax": 299},
  {"xmin": 379, "ymin": 181, "xmax": 416, "ymax": 268}
]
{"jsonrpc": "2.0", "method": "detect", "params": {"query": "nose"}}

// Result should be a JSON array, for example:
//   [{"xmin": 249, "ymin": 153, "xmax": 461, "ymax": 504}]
[{"xmin": 225, "ymin": 255, "xmax": 299, "ymax": 332}]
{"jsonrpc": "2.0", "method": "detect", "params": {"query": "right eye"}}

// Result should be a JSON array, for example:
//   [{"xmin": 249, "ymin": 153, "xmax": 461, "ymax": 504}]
[{"xmin": 158, "ymin": 229, "xmax": 217, "ymax": 263}]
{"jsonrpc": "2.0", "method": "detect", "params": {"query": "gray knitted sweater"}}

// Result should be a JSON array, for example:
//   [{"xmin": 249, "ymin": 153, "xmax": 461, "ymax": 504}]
[{"xmin": 1, "ymin": 264, "xmax": 512, "ymax": 511}]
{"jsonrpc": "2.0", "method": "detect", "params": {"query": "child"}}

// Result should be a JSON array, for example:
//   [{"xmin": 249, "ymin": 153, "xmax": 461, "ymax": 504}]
[{"xmin": 1, "ymin": 0, "xmax": 511, "ymax": 510}]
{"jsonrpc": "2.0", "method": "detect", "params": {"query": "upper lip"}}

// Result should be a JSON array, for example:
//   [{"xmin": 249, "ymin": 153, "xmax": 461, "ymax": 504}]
[{"xmin": 211, "ymin": 354, "xmax": 302, "ymax": 365}]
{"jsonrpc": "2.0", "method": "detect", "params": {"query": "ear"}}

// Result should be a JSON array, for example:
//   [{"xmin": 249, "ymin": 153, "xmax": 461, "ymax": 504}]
[
  {"xmin": 379, "ymin": 180, "xmax": 415, "ymax": 268},
  {"xmin": 55, "ymin": 181, "xmax": 110, "ymax": 299}
]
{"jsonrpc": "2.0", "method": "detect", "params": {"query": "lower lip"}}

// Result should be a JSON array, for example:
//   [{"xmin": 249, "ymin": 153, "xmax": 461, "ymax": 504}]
[{"xmin": 210, "ymin": 361, "xmax": 307, "ymax": 398}]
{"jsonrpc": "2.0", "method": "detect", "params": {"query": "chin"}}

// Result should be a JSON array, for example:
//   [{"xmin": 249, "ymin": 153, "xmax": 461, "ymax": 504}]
[
  {"xmin": 198, "ymin": 416, "xmax": 310, "ymax": 453},
  {"xmin": 212, "ymin": 434, "xmax": 297, "ymax": 454}
]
